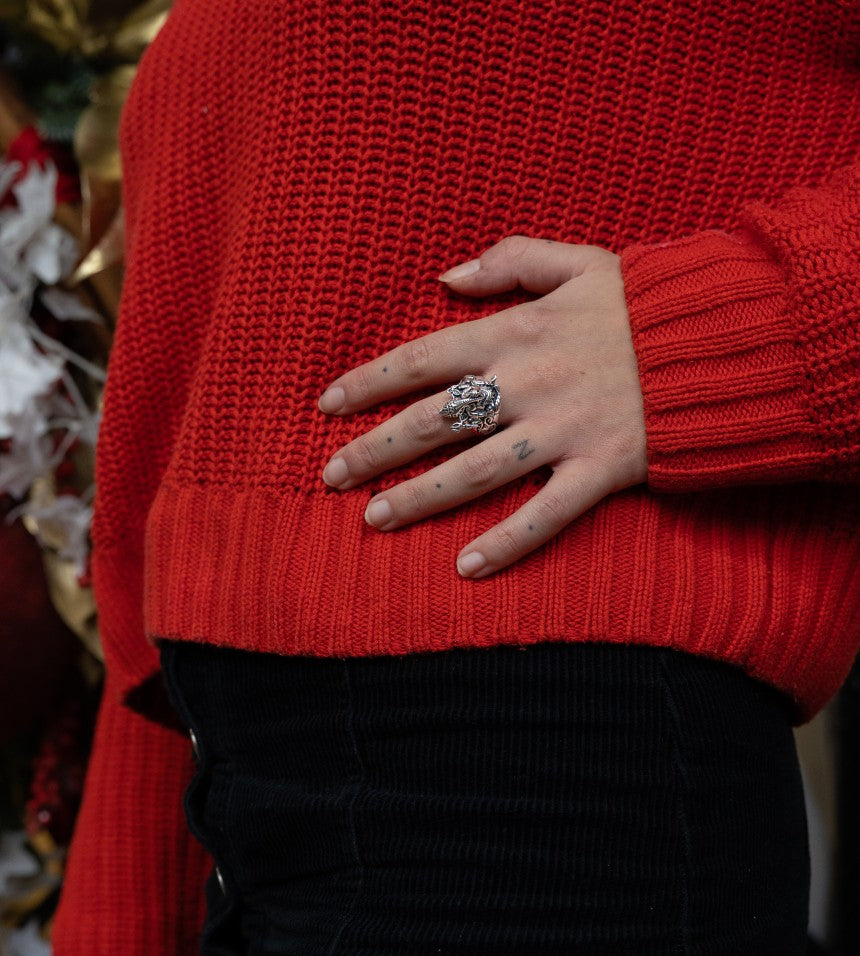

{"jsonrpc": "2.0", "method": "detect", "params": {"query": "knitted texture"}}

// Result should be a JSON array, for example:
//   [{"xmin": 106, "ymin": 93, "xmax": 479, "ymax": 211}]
[
  {"xmin": 622, "ymin": 170, "xmax": 860, "ymax": 488},
  {"xmin": 89, "ymin": 0, "xmax": 860, "ymax": 721},
  {"xmin": 52, "ymin": 678, "xmax": 210, "ymax": 953}
]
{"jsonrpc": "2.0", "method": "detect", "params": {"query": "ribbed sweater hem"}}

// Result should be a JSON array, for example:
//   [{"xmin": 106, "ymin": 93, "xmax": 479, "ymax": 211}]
[{"xmin": 93, "ymin": 480, "xmax": 860, "ymax": 724}]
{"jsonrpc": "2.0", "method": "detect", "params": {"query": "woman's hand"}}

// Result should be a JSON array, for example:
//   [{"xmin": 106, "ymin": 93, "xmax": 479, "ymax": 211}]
[{"xmin": 317, "ymin": 236, "xmax": 648, "ymax": 579}]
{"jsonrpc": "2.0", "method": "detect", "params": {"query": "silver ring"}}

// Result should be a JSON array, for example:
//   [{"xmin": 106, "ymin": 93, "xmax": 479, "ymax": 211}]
[{"xmin": 438, "ymin": 374, "xmax": 501, "ymax": 435}]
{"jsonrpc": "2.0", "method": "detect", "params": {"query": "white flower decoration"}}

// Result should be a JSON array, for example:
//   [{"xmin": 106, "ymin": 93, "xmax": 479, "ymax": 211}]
[{"xmin": 0, "ymin": 156, "xmax": 105, "ymax": 574}]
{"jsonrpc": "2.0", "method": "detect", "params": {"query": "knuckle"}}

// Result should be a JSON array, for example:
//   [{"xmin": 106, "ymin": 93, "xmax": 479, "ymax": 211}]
[
  {"xmin": 407, "ymin": 401, "xmax": 443, "ymax": 444},
  {"xmin": 461, "ymin": 446, "xmax": 499, "ymax": 488},
  {"xmin": 399, "ymin": 337, "xmax": 432, "ymax": 379},
  {"xmin": 491, "ymin": 523, "xmax": 521, "ymax": 561},
  {"xmin": 402, "ymin": 480, "xmax": 428, "ymax": 516},
  {"xmin": 496, "ymin": 234, "xmax": 532, "ymax": 262},
  {"xmin": 508, "ymin": 304, "xmax": 551, "ymax": 343},
  {"xmin": 532, "ymin": 356, "xmax": 569, "ymax": 387},
  {"xmin": 532, "ymin": 491, "xmax": 570, "ymax": 528},
  {"xmin": 351, "ymin": 364, "xmax": 376, "ymax": 404},
  {"xmin": 350, "ymin": 437, "xmax": 383, "ymax": 474},
  {"xmin": 584, "ymin": 245, "xmax": 620, "ymax": 270}
]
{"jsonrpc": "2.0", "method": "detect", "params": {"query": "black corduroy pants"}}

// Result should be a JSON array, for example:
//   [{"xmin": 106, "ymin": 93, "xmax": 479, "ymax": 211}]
[{"xmin": 159, "ymin": 640, "xmax": 809, "ymax": 955}]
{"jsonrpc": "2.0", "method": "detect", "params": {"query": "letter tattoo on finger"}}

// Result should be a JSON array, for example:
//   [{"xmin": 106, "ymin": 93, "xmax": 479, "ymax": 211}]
[{"xmin": 512, "ymin": 439, "xmax": 535, "ymax": 461}]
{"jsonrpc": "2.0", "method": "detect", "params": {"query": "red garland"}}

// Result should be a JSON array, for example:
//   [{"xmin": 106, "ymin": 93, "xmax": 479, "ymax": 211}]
[{"xmin": 25, "ymin": 682, "xmax": 97, "ymax": 847}]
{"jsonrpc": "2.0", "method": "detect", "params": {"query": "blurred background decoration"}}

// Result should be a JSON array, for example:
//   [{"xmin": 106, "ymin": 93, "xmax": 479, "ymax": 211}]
[{"xmin": 0, "ymin": 3, "xmax": 168, "ymax": 952}]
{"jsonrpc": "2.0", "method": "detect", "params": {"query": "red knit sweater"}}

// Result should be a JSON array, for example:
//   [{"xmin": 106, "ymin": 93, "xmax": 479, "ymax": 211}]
[{"xmin": 55, "ymin": 0, "xmax": 860, "ymax": 951}]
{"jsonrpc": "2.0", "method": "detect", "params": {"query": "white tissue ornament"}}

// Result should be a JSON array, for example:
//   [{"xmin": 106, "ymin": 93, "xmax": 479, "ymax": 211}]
[
  {"xmin": 0, "ymin": 155, "xmax": 104, "ymax": 577},
  {"xmin": 0, "ymin": 406, "xmax": 54, "ymax": 498},
  {"xmin": 24, "ymin": 220, "xmax": 80, "ymax": 285},
  {"xmin": 0, "ymin": 161, "xmax": 57, "ymax": 263},
  {"xmin": 0, "ymin": 302, "xmax": 63, "ymax": 438}
]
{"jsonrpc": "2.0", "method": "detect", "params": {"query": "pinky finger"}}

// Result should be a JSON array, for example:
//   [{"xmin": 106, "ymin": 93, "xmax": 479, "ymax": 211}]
[{"xmin": 455, "ymin": 463, "xmax": 607, "ymax": 579}]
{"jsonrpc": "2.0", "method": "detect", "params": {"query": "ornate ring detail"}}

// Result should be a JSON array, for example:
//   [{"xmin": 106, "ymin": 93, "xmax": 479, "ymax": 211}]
[{"xmin": 438, "ymin": 374, "xmax": 501, "ymax": 435}]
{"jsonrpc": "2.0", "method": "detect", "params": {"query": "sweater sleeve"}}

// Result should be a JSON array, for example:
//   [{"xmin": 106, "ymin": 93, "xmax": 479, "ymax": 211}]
[
  {"xmin": 619, "ymin": 163, "xmax": 860, "ymax": 493},
  {"xmin": 53, "ymin": 678, "xmax": 210, "ymax": 955}
]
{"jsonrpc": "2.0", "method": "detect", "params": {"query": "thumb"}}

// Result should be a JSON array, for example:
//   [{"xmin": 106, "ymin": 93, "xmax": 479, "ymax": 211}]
[{"xmin": 438, "ymin": 235, "xmax": 599, "ymax": 296}]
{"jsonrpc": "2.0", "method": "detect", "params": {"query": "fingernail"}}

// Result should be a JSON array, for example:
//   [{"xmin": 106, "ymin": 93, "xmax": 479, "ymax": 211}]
[
  {"xmin": 319, "ymin": 386, "xmax": 345, "ymax": 413},
  {"xmin": 438, "ymin": 259, "xmax": 481, "ymax": 283},
  {"xmin": 365, "ymin": 499, "xmax": 394, "ymax": 528},
  {"xmin": 457, "ymin": 551, "xmax": 486, "ymax": 576},
  {"xmin": 323, "ymin": 457, "xmax": 350, "ymax": 486}
]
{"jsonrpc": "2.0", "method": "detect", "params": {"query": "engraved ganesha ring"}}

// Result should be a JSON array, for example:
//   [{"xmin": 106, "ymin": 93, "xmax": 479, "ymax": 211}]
[{"xmin": 438, "ymin": 374, "xmax": 501, "ymax": 436}]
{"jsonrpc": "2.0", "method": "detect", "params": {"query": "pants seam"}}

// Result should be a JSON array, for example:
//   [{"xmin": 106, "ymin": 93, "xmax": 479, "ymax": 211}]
[
  {"xmin": 159, "ymin": 642, "xmax": 243, "ymax": 953},
  {"xmin": 326, "ymin": 659, "xmax": 367, "ymax": 956}
]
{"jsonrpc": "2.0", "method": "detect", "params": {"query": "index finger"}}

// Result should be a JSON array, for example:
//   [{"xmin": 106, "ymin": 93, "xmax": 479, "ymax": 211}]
[{"xmin": 317, "ymin": 311, "xmax": 506, "ymax": 415}]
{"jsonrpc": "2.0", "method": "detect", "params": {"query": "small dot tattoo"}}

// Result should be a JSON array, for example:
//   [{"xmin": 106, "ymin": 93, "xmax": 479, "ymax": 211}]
[
  {"xmin": 435, "ymin": 482, "xmax": 442, "ymax": 489},
  {"xmin": 387, "ymin": 436, "xmax": 393, "ymax": 443},
  {"xmin": 528, "ymin": 524, "xmax": 534, "ymax": 531},
  {"xmin": 382, "ymin": 366, "xmax": 388, "ymax": 373}
]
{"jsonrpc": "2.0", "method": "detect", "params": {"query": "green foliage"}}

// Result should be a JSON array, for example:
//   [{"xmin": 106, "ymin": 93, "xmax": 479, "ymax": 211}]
[{"xmin": 0, "ymin": 22, "xmax": 92, "ymax": 142}]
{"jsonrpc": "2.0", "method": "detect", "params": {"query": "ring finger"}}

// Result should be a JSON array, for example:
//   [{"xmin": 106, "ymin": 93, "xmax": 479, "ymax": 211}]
[{"xmin": 322, "ymin": 384, "xmax": 505, "ymax": 490}]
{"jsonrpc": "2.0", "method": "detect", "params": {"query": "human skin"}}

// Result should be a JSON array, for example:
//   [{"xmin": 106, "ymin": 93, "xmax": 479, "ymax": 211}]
[{"xmin": 318, "ymin": 235, "xmax": 648, "ymax": 579}]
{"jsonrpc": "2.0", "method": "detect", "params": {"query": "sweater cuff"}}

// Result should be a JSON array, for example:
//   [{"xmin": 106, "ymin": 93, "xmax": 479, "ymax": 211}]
[{"xmin": 620, "ymin": 230, "xmax": 816, "ymax": 492}]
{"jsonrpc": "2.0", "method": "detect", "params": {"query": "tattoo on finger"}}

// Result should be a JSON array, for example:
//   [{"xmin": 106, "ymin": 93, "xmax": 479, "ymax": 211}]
[{"xmin": 512, "ymin": 438, "xmax": 535, "ymax": 461}]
